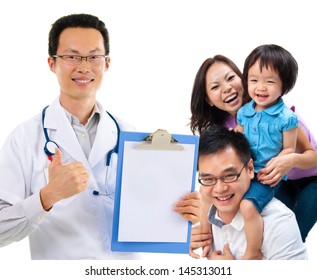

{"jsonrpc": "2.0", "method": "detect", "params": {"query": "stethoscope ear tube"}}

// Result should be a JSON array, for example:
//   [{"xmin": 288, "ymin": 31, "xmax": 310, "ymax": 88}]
[{"xmin": 105, "ymin": 111, "xmax": 120, "ymax": 166}]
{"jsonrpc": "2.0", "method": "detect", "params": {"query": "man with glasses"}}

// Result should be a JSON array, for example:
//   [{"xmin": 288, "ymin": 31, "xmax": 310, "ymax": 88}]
[
  {"xmin": 0, "ymin": 13, "xmax": 201, "ymax": 259},
  {"xmin": 191, "ymin": 125, "xmax": 307, "ymax": 259}
]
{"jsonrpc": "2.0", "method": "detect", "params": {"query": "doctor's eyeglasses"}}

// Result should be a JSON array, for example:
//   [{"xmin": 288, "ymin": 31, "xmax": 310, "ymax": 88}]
[
  {"xmin": 198, "ymin": 162, "xmax": 248, "ymax": 187},
  {"xmin": 53, "ymin": 55, "xmax": 109, "ymax": 66}
]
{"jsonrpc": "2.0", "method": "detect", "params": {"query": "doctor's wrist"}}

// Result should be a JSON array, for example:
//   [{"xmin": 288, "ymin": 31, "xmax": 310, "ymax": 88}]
[{"xmin": 40, "ymin": 186, "xmax": 57, "ymax": 211}]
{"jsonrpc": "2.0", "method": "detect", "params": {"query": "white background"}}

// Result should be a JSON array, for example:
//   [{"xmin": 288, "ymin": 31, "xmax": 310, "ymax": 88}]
[{"xmin": 0, "ymin": 0, "xmax": 316, "ymax": 276}]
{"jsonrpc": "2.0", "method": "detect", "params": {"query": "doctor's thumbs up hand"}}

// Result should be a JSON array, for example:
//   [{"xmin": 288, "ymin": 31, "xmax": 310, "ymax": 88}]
[
  {"xmin": 40, "ymin": 148, "xmax": 90, "ymax": 211},
  {"xmin": 50, "ymin": 146, "xmax": 63, "ymax": 167}
]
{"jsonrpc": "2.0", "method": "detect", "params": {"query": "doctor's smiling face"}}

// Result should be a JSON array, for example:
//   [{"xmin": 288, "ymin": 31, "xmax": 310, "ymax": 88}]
[{"xmin": 48, "ymin": 27, "xmax": 110, "ymax": 105}]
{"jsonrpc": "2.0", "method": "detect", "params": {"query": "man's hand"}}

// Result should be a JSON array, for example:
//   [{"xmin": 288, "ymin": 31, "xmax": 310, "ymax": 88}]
[
  {"xmin": 189, "ymin": 224, "xmax": 212, "ymax": 259},
  {"xmin": 209, "ymin": 244, "xmax": 234, "ymax": 260},
  {"xmin": 174, "ymin": 191, "xmax": 203, "ymax": 224},
  {"xmin": 40, "ymin": 148, "xmax": 90, "ymax": 210}
]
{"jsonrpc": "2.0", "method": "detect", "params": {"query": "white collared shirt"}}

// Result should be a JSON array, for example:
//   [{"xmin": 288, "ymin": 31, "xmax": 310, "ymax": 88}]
[
  {"xmin": 208, "ymin": 198, "xmax": 308, "ymax": 260},
  {"xmin": 63, "ymin": 104, "xmax": 100, "ymax": 159}
]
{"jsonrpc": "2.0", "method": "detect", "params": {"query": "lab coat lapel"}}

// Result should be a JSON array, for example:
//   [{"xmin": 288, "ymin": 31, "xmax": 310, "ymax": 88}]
[
  {"xmin": 45, "ymin": 99, "xmax": 88, "ymax": 164},
  {"xmin": 89, "ymin": 110, "xmax": 118, "ymax": 167}
]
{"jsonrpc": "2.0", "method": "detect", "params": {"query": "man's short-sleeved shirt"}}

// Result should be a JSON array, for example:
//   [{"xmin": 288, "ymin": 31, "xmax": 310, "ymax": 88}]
[{"xmin": 208, "ymin": 198, "xmax": 307, "ymax": 260}]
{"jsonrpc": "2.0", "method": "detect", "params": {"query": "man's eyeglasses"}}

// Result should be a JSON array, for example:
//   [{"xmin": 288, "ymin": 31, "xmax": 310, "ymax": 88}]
[
  {"xmin": 198, "ymin": 162, "xmax": 248, "ymax": 187},
  {"xmin": 53, "ymin": 55, "xmax": 108, "ymax": 66}
]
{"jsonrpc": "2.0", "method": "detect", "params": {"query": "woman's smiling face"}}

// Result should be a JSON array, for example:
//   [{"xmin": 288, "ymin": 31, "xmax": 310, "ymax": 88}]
[{"xmin": 205, "ymin": 61, "xmax": 244, "ymax": 116}]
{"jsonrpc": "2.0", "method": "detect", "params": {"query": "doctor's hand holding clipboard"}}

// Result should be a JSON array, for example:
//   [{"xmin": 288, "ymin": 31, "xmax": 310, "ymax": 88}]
[{"xmin": 40, "ymin": 148, "xmax": 90, "ymax": 211}]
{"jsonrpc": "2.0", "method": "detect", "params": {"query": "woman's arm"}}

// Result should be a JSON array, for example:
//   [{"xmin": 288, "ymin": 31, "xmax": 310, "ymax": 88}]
[{"xmin": 258, "ymin": 126, "xmax": 317, "ymax": 186}]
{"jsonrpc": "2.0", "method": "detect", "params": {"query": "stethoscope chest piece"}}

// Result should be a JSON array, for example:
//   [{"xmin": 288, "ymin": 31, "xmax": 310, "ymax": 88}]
[{"xmin": 44, "ymin": 140, "xmax": 59, "ymax": 156}]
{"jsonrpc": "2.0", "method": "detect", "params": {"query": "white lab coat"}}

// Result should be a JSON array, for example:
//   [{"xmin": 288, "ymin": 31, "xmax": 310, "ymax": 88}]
[{"xmin": 0, "ymin": 98, "xmax": 138, "ymax": 259}]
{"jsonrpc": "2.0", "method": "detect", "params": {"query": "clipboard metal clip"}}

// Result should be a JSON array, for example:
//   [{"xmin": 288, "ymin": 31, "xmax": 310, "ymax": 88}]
[{"xmin": 135, "ymin": 129, "xmax": 184, "ymax": 150}]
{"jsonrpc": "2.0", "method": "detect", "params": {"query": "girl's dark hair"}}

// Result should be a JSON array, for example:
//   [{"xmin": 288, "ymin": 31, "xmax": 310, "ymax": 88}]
[{"xmin": 242, "ymin": 44, "xmax": 298, "ymax": 96}]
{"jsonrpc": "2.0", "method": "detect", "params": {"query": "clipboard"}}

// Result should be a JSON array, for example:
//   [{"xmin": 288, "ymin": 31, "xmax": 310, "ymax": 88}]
[{"xmin": 111, "ymin": 129, "xmax": 199, "ymax": 254}]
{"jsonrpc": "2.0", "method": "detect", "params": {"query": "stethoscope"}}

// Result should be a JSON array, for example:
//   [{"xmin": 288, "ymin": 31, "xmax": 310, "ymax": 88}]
[{"xmin": 42, "ymin": 105, "xmax": 120, "ymax": 199}]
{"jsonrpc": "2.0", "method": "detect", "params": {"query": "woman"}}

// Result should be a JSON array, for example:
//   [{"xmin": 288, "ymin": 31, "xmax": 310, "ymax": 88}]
[{"xmin": 189, "ymin": 55, "xmax": 317, "ymax": 258}]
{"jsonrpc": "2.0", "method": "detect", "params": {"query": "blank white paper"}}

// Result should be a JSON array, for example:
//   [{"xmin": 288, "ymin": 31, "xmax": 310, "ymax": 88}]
[{"xmin": 118, "ymin": 141, "xmax": 196, "ymax": 242}]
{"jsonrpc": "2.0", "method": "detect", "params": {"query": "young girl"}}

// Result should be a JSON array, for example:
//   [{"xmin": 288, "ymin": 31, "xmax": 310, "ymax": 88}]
[{"xmin": 235, "ymin": 44, "xmax": 298, "ymax": 259}]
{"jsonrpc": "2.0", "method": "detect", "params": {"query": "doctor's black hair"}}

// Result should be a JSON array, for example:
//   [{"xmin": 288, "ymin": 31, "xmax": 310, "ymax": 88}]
[
  {"xmin": 198, "ymin": 125, "xmax": 252, "ymax": 165},
  {"xmin": 48, "ymin": 13, "xmax": 110, "ymax": 57}
]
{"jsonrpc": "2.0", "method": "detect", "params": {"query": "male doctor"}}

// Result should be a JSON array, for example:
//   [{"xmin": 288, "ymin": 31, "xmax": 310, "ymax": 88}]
[{"xmin": 0, "ymin": 13, "xmax": 201, "ymax": 259}]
